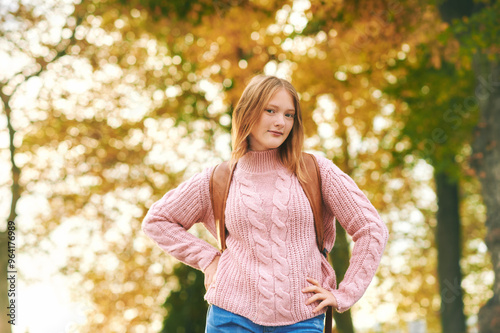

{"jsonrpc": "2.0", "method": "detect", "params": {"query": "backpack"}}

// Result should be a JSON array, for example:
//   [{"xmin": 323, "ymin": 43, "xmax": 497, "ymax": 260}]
[{"xmin": 209, "ymin": 152, "xmax": 333, "ymax": 332}]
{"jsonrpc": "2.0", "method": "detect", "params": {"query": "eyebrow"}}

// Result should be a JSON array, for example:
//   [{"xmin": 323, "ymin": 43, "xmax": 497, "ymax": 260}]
[{"xmin": 267, "ymin": 103, "xmax": 295, "ymax": 112}]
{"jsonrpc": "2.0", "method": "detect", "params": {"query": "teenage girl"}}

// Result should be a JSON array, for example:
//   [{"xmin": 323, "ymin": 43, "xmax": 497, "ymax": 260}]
[{"xmin": 142, "ymin": 74, "xmax": 389, "ymax": 332}]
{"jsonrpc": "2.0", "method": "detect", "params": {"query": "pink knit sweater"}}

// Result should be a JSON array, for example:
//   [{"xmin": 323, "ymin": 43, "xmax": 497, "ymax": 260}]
[{"xmin": 142, "ymin": 149, "xmax": 388, "ymax": 326}]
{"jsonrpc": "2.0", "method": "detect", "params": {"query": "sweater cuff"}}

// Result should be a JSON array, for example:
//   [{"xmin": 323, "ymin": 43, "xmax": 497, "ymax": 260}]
[
  {"xmin": 200, "ymin": 250, "xmax": 221, "ymax": 272},
  {"xmin": 330, "ymin": 290, "xmax": 350, "ymax": 313}
]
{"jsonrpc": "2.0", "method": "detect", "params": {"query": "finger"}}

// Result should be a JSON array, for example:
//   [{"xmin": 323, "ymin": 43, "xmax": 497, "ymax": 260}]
[
  {"xmin": 313, "ymin": 299, "xmax": 330, "ymax": 313},
  {"xmin": 302, "ymin": 285, "xmax": 322, "ymax": 293},
  {"xmin": 305, "ymin": 293, "xmax": 325, "ymax": 305},
  {"xmin": 306, "ymin": 277, "xmax": 320, "ymax": 286}
]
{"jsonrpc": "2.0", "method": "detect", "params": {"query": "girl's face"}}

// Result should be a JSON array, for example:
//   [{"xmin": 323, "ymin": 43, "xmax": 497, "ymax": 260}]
[{"xmin": 248, "ymin": 88, "xmax": 295, "ymax": 151}]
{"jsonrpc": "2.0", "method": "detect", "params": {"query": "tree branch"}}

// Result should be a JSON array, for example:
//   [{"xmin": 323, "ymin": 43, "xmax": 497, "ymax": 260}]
[{"xmin": 5, "ymin": 13, "xmax": 84, "ymax": 98}]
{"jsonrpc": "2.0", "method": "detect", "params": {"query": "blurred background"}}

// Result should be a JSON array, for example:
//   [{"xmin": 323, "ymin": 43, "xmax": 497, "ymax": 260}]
[{"xmin": 1, "ymin": 0, "xmax": 499, "ymax": 332}]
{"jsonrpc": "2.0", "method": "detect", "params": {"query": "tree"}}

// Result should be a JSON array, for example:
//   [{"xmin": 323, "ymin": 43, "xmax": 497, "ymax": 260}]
[
  {"xmin": 161, "ymin": 263, "xmax": 208, "ymax": 333},
  {"xmin": 434, "ymin": 0, "xmax": 500, "ymax": 331},
  {"xmin": 0, "ymin": 2, "xmax": 84, "ymax": 331},
  {"xmin": 292, "ymin": 1, "xmax": 444, "ymax": 330},
  {"xmin": 383, "ymin": 50, "xmax": 479, "ymax": 331},
  {"xmin": 0, "ymin": 1, "xmax": 219, "ymax": 331},
  {"xmin": 463, "ymin": 3, "xmax": 500, "ymax": 332}
]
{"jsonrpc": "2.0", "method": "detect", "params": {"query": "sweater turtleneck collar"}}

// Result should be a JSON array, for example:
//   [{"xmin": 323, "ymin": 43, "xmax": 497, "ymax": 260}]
[{"xmin": 237, "ymin": 149, "xmax": 284, "ymax": 174}]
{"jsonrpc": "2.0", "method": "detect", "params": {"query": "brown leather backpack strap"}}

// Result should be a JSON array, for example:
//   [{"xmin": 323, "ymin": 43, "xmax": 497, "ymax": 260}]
[
  {"xmin": 325, "ymin": 306, "xmax": 333, "ymax": 333},
  {"xmin": 209, "ymin": 161, "xmax": 236, "ymax": 252},
  {"xmin": 298, "ymin": 152, "xmax": 324, "ymax": 252}
]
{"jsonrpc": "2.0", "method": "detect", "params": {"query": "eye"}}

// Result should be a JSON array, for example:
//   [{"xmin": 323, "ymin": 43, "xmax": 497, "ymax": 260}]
[
  {"xmin": 285, "ymin": 113, "xmax": 295, "ymax": 118},
  {"xmin": 265, "ymin": 109, "xmax": 275, "ymax": 114}
]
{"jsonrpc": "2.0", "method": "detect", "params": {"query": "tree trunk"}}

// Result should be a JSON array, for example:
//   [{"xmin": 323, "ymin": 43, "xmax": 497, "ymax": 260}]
[
  {"xmin": 1, "ymin": 92, "xmax": 17, "ymax": 333},
  {"xmin": 435, "ymin": 171, "xmax": 466, "ymax": 333},
  {"xmin": 434, "ymin": 2, "xmax": 482, "ymax": 332},
  {"xmin": 0, "ymin": 14, "xmax": 77, "ymax": 331},
  {"xmin": 471, "ymin": 56, "xmax": 500, "ymax": 333},
  {"xmin": 330, "ymin": 221, "xmax": 355, "ymax": 333},
  {"xmin": 0, "ymin": 234, "xmax": 11, "ymax": 333}
]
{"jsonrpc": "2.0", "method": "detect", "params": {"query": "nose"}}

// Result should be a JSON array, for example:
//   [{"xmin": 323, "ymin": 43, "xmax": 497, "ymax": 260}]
[{"xmin": 274, "ymin": 114, "xmax": 285, "ymax": 128}]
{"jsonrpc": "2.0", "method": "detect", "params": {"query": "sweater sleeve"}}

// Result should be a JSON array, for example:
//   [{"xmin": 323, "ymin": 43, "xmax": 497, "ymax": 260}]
[
  {"xmin": 315, "ymin": 155, "xmax": 389, "ymax": 313},
  {"xmin": 141, "ymin": 167, "xmax": 221, "ymax": 272}
]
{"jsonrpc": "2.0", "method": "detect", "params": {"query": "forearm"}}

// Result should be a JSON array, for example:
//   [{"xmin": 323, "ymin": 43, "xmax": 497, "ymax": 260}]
[
  {"xmin": 316, "ymin": 154, "xmax": 389, "ymax": 312},
  {"xmin": 142, "ymin": 214, "xmax": 220, "ymax": 271},
  {"xmin": 331, "ymin": 220, "xmax": 388, "ymax": 312},
  {"xmin": 141, "ymin": 167, "xmax": 219, "ymax": 271}
]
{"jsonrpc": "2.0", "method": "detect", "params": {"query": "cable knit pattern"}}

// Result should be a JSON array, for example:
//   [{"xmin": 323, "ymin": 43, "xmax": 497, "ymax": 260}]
[
  {"xmin": 270, "ymin": 170, "xmax": 292, "ymax": 322},
  {"xmin": 238, "ymin": 175, "xmax": 276, "ymax": 322},
  {"xmin": 141, "ymin": 149, "xmax": 388, "ymax": 326}
]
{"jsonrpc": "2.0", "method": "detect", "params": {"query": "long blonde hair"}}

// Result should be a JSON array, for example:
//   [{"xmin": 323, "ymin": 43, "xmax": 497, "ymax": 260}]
[{"xmin": 230, "ymin": 75, "xmax": 307, "ymax": 182}]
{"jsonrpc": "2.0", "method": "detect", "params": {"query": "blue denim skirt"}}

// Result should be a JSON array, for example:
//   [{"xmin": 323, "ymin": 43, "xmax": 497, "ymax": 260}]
[{"xmin": 205, "ymin": 305, "xmax": 325, "ymax": 332}]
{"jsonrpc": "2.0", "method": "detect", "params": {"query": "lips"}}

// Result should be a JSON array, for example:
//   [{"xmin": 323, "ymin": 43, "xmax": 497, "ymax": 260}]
[{"xmin": 268, "ymin": 130, "xmax": 283, "ymax": 135}]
